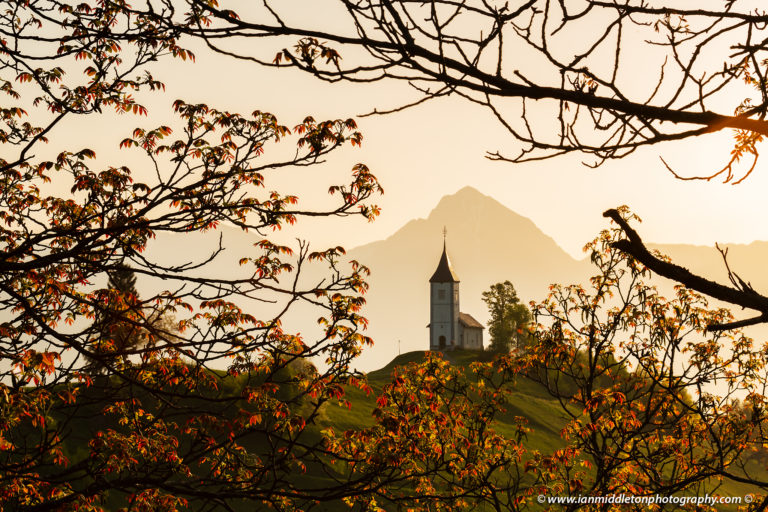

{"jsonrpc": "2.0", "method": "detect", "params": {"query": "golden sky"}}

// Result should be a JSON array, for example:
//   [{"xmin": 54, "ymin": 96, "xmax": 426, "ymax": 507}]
[{"xmin": 46, "ymin": 17, "xmax": 768, "ymax": 260}]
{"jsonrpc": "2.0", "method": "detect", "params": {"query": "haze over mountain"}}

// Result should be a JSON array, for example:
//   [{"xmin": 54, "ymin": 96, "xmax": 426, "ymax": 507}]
[
  {"xmin": 649, "ymin": 241, "xmax": 768, "ymax": 296},
  {"xmin": 347, "ymin": 187, "xmax": 768, "ymax": 371},
  {"xmin": 142, "ymin": 186, "xmax": 768, "ymax": 372},
  {"xmin": 347, "ymin": 187, "xmax": 593, "ymax": 370}
]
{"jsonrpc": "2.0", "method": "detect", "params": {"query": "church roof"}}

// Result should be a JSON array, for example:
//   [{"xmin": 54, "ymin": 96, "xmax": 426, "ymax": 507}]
[
  {"xmin": 429, "ymin": 242, "xmax": 459, "ymax": 283},
  {"xmin": 459, "ymin": 312, "xmax": 484, "ymax": 329}
]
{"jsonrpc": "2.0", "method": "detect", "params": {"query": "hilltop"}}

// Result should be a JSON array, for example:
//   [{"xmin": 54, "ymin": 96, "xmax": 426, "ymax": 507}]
[{"xmin": 326, "ymin": 350, "xmax": 567, "ymax": 448}]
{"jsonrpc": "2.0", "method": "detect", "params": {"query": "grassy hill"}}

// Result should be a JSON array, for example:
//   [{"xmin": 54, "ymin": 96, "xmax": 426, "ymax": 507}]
[
  {"xmin": 46, "ymin": 350, "xmax": 762, "ymax": 510},
  {"xmin": 325, "ymin": 350, "xmax": 567, "ymax": 452},
  {"xmin": 324, "ymin": 350, "xmax": 762, "ymax": 510}
]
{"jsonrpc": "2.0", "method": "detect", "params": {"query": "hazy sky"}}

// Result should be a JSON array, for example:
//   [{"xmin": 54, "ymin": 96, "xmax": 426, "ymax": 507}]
[
  {"xmin": 176, "ymin": 24, "xmax": 768, "ymax": 256},
  {"xmin": 47, "ymin": 18, "xmax": 768, "ymax": 260}
]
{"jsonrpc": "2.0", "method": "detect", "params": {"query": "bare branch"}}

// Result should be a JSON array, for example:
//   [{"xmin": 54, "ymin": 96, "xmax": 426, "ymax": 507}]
[{"xmin": 603, "ymin": 208, "xmax": 768, "ymax": 328}]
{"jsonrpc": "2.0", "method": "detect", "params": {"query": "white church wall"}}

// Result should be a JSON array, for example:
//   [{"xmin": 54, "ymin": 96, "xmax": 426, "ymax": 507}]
[{"xmin": 430, "ymin": 282, "xmax": 459, "ymax": 349}]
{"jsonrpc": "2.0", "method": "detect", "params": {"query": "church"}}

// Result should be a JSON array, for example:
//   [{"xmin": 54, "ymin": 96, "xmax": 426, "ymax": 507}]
[{"xmin": 428, "ymin": 234, "xmax": 484, "ymax": 351}]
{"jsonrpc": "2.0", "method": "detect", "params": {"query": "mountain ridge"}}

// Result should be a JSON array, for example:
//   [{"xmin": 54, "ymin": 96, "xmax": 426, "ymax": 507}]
[
  {"xmin": 345, "ymin": 186, "xmax": 593, "ymax": 370},
  {"xmin": 346, "ymin": 187, "xmax": 768, "ymax": 370},
  {"xmin": 143, "ymin": 186, "xmax": 768, "ymax": 372}
]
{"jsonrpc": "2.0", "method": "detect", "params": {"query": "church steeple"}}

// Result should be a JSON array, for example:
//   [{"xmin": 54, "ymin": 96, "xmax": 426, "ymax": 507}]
[{"xmin": 429, "ymin": 227, "xmax": 459, "ymax": 283}]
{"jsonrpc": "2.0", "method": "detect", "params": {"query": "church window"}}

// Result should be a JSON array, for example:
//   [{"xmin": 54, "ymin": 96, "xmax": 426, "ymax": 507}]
[{"xmin": 438, "ymin": 289, "xmax": 446, "ymax": 299}]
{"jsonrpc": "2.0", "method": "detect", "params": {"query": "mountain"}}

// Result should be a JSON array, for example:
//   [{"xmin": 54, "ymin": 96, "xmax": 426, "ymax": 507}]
[
  {"xmin": 141, "ymin": 186, "xmax": 768, "ymax": 372},
  {"xmin": 650, "ymin": 241, "xmax": 768, "ymax": 296},
  {"xmin": 346, "ymin": 187, "xmax": 592, "ymax": 371},
  {"xmin": 346, "ymin": 188, "xmax": 768, "ymax": 371}
]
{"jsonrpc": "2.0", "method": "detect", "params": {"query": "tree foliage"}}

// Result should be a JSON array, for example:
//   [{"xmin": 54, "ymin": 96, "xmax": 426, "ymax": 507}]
[
  {"xmin": 482, "ymin": 281, "xmax": 532, "ymax": 353},
  {"xmin": 140, "ymin": 0, "xmax": 768, "ymax": 328},
  {"xmin": 0, "ymin": 3, "xmax": 386, "ymax": 510},
  {"xmin": 329, "ymin": 353, "xmax": 530, "ymax": 511},
  {"xmin": 326, "ymin": 212, "xmax": 768, "ymax": 509},
  {"xmin": 7, "ymin": 1, "xmax": 768, "ymax": 510},
  {"xmin": 519, "ymin": 210, "xmax": 768, "ymax": 506},
  {"xmin": 87, "ymin": 264, "xmax": 142, "ymax": 373}
]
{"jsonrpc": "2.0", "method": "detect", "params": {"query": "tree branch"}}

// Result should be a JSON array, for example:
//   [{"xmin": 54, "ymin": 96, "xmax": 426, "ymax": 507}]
[{"xmin": 603, "ymin": 208, "xmax": 768, "ymax": 328}]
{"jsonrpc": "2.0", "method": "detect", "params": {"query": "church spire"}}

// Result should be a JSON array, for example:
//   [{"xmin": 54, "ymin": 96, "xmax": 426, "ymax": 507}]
[{"xmin": 430, "ymin": 229, "xmax": 459, "ymax": 283}]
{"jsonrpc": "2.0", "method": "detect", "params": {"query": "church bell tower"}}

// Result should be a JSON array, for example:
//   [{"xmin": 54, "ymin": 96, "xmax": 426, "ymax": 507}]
[{"xmin": 429, "ymin": 228, "xmax": 460, "ymax": 350}]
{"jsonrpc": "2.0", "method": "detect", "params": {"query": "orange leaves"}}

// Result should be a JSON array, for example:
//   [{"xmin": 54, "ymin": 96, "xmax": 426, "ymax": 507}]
[
  {"xmin": 296, "ymin": 116, "xmax": 361, "ymax": 154},
  {"xmin": 14, "ymin": 350, "xmax": 61, "ymax": 385},
  {"xmin": 308, "ymin": 246, "xmax": 346, "ymax": 262},
  {"xmin": 273, "ymin": 38, "xmax": 342, "ymax": 69},
  {"xmin": 333, "ymin": 352, "xmax": 531, "ymax": 508},
  {"xmin": 77, "ymin": 148, "xmax": 96, "ymax": 160},
  {"xmin": 38, "ymin": 352, "xmax": 59, "ymax": 375},
  {"xmin": 273, "ymin": 50, "xmax": 288, "ymax": 65},
  {"xmin": 131, "ymin": 103, "xmax": 148, "ymax": 116},
  {"xmin": 121, "ymin": 125, "xmax": 173, "ymax": 151},
  {"xmin": 170, "ymin": 45, "xmax": 195, "ymax": 62},
  {"xmin": 199, "ymin": 298, "xmax": 256, "ymax": 328},
  {"xmin": 520, "ymin": 210, "xmax": 768, "ymax": 503},
  {"xmin": 327, "ymin": 163, "xmax": 383, "ymax": 222},
  {"xmin": 0, "ymin": 5, "xmax": 391, "ymax": 507}
]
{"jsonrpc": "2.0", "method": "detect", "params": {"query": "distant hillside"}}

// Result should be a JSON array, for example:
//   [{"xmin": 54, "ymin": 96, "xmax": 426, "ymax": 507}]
[
  {"xmin": 647, "ymin": 240, "xmax": 768, "ymax": 344},
  {"xmin": 326, "ymin": 349, "xmax": 568, "ymax": 458},
  {"xmin": 650, "ymin": 241, "xmax": 768, "ymax": 296}
]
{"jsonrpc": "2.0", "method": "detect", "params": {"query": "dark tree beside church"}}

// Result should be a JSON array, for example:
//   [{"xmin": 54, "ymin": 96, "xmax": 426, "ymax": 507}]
[
  {"xmin": 107, "ymin": 265, "xmax": 138, "ymax": 298},
  {"xmin": 482, "ymin": 281, "xmax": 531, "ymax": 352}
]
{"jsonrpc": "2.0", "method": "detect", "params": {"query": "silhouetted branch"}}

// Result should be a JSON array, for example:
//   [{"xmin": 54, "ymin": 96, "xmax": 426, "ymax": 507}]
[
  {"xmin": 161, "ymin": 0, "xmax": 768, "ymax": 174},
  {"xmin": 603, "ymin": 208, "xmax": 768, "ymax": 329}
]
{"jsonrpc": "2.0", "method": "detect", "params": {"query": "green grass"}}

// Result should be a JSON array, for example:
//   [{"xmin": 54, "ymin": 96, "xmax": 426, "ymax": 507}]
[
  {"xmin": 44, "ymin": 350, "xmax": 765, "ymax": 510},
  {"xmin": 324, "ymin": 350, "xmax": 568, "ymax": 455},
  {"xmin": 325, "ymin": 350, "xmax": 763, "ymax": 510}
]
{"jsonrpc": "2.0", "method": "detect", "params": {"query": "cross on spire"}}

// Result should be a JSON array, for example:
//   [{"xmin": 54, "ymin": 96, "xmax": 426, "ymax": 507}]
[{"xmin": 443, "ymin": 226, "xmax": 447, "ymax": 241}]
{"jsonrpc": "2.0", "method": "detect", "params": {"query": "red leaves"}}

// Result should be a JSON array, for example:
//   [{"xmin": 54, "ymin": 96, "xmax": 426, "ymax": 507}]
[
  {"xmin": 273, "ymin": 50, "xmax": 288, "ymax": 65},
  {"xmin": 308, "ymin": 246, "xmax": 346, "ymax": 262},
  {"xmin": 275, "ymin": 37, "xmax": 343, "ymax": 69},
  {"xmin": 331, "ymin": 352, "xmax": 530, "ymax": 508},
  {"xmin": 0, "ymin": 5, "xmax": 389, "ymax": 508},
  {"xmin": 14, "ymin": 350, "xmax": 61, "ymax": 385},
  {"xmin": 296, "ymin": 117, "xmax": 361, "ymax": 154},
  {"xmin": 121, "ymin": 125, "xmax": 173, "ymax": 151},
  {"xmin": 170, "ymin": 45, "xmax": 195, "ymax": 62}
]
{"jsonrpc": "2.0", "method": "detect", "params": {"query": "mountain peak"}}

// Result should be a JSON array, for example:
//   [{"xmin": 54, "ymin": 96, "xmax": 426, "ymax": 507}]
[
  {"xmin": 425, "ymin": 187, "xmax": 546, "ymax": 244},
  {"xmin": 432, "ymin": 186, "xmax": 503, "ymax": 211},
  {"xmin": 345, "ymin": 188, "xmax": 592, "ymax": 370}
]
